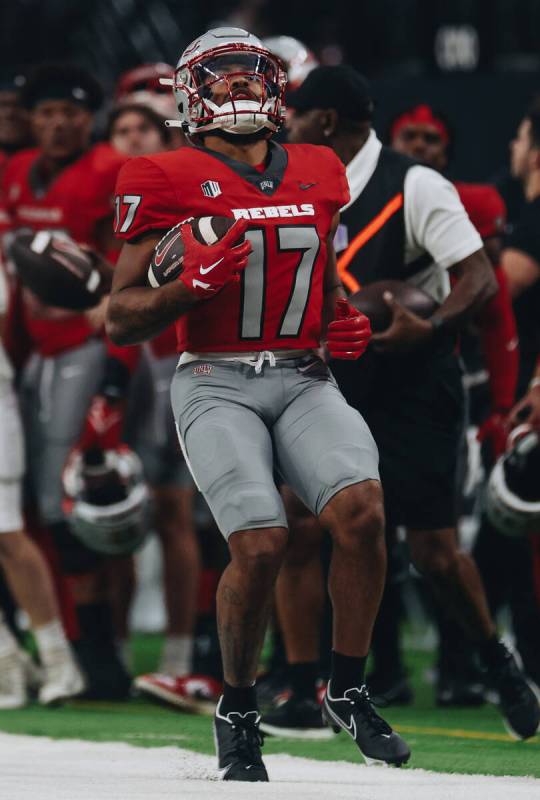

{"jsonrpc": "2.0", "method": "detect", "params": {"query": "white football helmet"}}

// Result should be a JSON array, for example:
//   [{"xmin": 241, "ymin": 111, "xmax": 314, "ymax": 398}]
[
  {"xmin": 485, "ymin": 427, "xmax": 540, "ymax": 537},
  {"xmin": 63, "ymin": 447, "xmax": 149, "ymax": 556},
  {"xmin": 262, "ymin": 36, "xmax": 318, "ymax": 90},
  {"xmin": 164, "ymin": 27, "xmax": 286, "ymax": 136}
]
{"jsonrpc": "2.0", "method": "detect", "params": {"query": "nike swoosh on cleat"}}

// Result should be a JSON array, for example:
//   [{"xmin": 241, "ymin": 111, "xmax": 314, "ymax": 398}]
[
  {"xmin": 200, "ymin": 257, "xmax": 224, "ymax": 274},
  {"xmin": 326, "ymin": 703, "xmax": 357, "ymax": 739}
]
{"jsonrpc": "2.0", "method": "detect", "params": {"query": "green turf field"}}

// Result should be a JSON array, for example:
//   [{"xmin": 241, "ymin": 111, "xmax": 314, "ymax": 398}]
[{"xmin": 0, "ymin": 634, "xmax": 538, "ymax": 779}]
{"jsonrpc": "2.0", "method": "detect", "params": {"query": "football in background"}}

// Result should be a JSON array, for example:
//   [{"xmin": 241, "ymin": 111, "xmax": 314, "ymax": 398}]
[
  {"xmin": 9, "ymin": 230, "xmax": 111, "ymax": 311},
  {"xmin": 349, "ymin": 280, "xmax": 439, "ymax": 332}
]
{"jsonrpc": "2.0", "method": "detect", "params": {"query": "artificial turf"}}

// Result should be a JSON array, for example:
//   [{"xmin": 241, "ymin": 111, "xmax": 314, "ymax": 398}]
[{"xmin": 0, "ymin": 634, "xmax": 538, "ymax": 779}]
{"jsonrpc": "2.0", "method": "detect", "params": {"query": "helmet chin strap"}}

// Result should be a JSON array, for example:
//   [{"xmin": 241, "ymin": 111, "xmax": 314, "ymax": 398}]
[{"xmin": 201, "ymin": 127, "xmax": 271, "ymax": 145}]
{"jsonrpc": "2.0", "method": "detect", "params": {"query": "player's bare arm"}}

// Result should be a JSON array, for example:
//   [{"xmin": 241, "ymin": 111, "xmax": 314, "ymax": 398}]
[
  {"xmin": 106, "ymin": 234, "xmax": 199, "ymax": 345},
  {"xmin": 373, "ymin": 247, "xmax": 497, "ymax": 352},
  {"xmin": 509, "ymin": 359, "xmax": 540, "ymax": 428},
  {"xmin": 107, "ymin": 216, "xmax": 251, "ymax": 345},
  {"xmin": 502, "ymin": 248, "xmax": 540, "ymax": 298}
]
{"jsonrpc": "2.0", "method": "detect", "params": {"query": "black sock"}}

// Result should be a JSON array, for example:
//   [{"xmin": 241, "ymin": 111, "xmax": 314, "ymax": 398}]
[
  {"xmin": 290, "ymin": 662, "xmax": 318, "ymax": 701},
  {"xmin": 330, "ymin": 651, "xmax": 367, "ymax": 697},
  {"xmin": 478, "ymin": 634, "xmax": 505, "ymax": 669},
  {"xmin": 221, "ymin": 681, "xmax": 258, "ymax": 716}
]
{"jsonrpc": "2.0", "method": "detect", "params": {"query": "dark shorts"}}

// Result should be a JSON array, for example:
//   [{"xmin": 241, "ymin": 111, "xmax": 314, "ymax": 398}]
[{"xmin": 332, "ymin": 343, "xmax": 464, "ymax": 531}]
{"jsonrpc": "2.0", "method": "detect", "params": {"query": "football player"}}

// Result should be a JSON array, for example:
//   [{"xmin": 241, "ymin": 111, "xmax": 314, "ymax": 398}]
[
  {"xmin": 1, "ymin": 63, "xmax": 136, "ymax": 700},
  {"xmin": 0, "ymin": 260, "xmax": 84, "ymax": 708},
  {"xmin": 107, "ymin": 27, "xmax": 410, "ymax": 780},
  {"xmin": 272, "ymin": 65, "xmax": 539, "ymax": 741},
  {"xmin": 114, "ymin": 63, "xmax": 187, "ymax": 149},
  {"xmin": 0, "ymin": 70, "xmax": 32, "ymax": 180},
  {"xmin": 108, "ymin": 110, "xmax": 218, "ymax": 708},
  {"xmin": 107, "ymin": 103, "xmax": 173, "ymax": 158}
]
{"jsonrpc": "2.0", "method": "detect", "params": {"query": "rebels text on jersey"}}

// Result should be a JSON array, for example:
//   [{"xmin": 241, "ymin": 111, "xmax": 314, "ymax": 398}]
[{"xmin": 114, "ymin": 142, "xmax": 349, "ymax": 352}]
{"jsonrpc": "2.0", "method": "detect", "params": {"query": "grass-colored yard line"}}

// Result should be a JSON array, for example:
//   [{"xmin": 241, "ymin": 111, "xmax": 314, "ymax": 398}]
[{"xmin": 0, "ymin": 635, "xmax": 538, "ymax": 779}]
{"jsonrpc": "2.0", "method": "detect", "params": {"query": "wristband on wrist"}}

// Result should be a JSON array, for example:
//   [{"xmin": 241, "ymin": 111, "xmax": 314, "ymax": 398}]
[{"xmin": 529, "ymin": 376, "xmax": 540, "ymax": 390}]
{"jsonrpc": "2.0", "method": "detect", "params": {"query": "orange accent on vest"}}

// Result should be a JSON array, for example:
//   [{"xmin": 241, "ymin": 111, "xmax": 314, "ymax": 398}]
[{"xmin": 337, "ymin": 192, "xmax": 404, "ymax": 293}]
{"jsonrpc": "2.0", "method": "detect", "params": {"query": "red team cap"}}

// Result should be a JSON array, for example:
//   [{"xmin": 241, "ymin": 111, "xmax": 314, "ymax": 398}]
[
  {"xmin": 454, "ymin": 182, "xmax": 507, "ymax": 239},
  {"xmin": 391, "ymin": 104, "xmax": 450, "ymax": 145}
]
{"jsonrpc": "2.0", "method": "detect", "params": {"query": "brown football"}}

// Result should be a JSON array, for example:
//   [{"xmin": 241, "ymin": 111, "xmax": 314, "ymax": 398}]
[
  {"xmin": 148, "ymin": 216, "xmax": 241, "ymax": 287},
  {"xmin": 9, "ymin": 230, "xmax": 110, "ymax": 311},
  {"xmin": 349, "ymin": 280, "xmax": 439, "ymax": 332}
]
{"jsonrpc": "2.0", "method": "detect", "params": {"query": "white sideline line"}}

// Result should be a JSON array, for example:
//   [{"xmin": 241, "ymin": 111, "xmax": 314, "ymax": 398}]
[{"xmin": 1, "ymin": 733, "xmax": 539, "ymax": 800}]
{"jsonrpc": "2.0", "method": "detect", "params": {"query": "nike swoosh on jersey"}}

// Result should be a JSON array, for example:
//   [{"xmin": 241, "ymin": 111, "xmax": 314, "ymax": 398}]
[
  {"xmin": 299, "ymin": 182, "xmax": 317, "ymax": 190},
  {"xmin": 200, "ymin": 257, "xmax": 224, "ymax": 275},
  {"xmin": 154, "ymin": 229, "xmax": 183, "ymax": 267}
]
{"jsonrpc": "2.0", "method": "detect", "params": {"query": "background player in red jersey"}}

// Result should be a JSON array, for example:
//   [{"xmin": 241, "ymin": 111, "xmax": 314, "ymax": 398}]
[
  {"xmin": 107, "ymin": 27, "xmax": 410, "ymax": 781},
  {"xmin": 107, "ymin": 98, "xmax": 220, "ymax": 709},
  {"xmin": 1, "ymin": 63, "xmax": 136, "ymax": 700}
]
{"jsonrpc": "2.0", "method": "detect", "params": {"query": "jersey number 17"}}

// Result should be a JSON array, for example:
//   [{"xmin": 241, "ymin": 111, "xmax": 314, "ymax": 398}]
[{"xmin": 240, "ymin": 226, "xmax": 320, "ymax": 340}]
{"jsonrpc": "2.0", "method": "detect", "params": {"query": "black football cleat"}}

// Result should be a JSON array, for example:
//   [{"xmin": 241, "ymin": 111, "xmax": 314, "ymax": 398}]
[
  {"xmin": 214, "ymin": 698, "xmax": 269, "ymax": 782},
  {"xmin": 322, "ymin": 682, "xmax": 411, "ymax": 767},
  {"xmin": 260, "ymin": 695, "xmax": 334, "ymax": 740},
  {"xmin": 484, "ymin": 643, "xmax": 540, "ymax": 740}
]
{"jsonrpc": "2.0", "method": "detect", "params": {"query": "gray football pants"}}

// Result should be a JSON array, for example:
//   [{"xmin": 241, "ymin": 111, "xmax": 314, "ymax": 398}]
[
  {"xmin": 20, "ymin": 338, "xmax": 106, "ymax": 525},
  {"xmin": 171, "ymin": 355, "xmax": 379, "ymax": 539}
]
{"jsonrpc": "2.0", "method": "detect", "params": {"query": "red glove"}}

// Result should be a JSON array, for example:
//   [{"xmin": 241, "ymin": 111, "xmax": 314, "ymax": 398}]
[
  {"xmin": 179, "ymin": 218, "xmax": 252, "ymax": 299},
  {"xmin": 78, "ymin": 395, "xmax": 125, "ymax": 451},
  {"xmin": 326, "ymin": 298, "xmax": 371, "ymax": 360},
  {"xmin": 477, "ymin": 410, "xmax": 510, "ymax": 460}
]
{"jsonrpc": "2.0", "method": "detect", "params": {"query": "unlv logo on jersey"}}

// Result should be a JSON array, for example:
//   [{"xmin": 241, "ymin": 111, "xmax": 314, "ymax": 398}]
[
  {"xmin": 259, "ymin": 179, "xmax": 274, "ymax": 193},
  {"xmin": 201, "ymin": 180, "xmax": 222, "ymax": 198}
]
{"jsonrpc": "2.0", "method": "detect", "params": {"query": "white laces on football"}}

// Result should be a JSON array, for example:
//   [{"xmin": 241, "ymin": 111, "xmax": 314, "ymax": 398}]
[{"xmin": 251, "ymin": 351, "xmax": 277, "ymax": 374}]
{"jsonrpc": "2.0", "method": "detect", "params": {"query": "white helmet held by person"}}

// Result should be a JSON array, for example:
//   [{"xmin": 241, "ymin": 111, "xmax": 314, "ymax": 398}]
[
  {"xmin": 162, "ymin": 27, "xmax": 286, "ymax": 136},
  {"xmin": 63, "ymin": 446, "xmax": 149, "ymax": 556},
  {"xmin": 485, "ymin": 427, "xmax": 540, "ymax": 537}
]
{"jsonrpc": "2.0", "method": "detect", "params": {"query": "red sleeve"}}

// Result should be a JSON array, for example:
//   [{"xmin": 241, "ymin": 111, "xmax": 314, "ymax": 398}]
[
  {"xmin": 105, "ymin": 338, "xmax": 140, "ymax": 373},
  {"xmin": 478, "ymin": 265, "xmax": 519, "ymax": 411},
  {"xmin": 91, "ymin": 147, "xmax": 128, "ymax": 223},
  {"xmin": 322, "ymin": 146, "xmax": 350, "ymax": 211},
  {"xmin": 114, "ymin": 157, "xmax": 180, "ymax": 242}
]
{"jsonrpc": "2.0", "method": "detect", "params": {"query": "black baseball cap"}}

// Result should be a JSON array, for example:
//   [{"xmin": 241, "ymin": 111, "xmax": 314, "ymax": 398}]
[
  {"xmin": 287, "ymin": 65, "xmax": 373, "ymax": 122},
  {"xmin": 21, "ymin": 63, "xmax": 104, "ymax": 112}
]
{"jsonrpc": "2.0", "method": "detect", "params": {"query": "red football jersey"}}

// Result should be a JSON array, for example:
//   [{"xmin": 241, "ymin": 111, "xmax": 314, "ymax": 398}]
[
  {"xmin": 454, "ymin": 182, "xmax": 506, "ymax": 239},
  {"xmin": 2, "ymin": 143, "xmax": 126, "ymax": 355},
  {"xmin": 115, "ymin": 142, "xmax": 349, "ymax": 352}
]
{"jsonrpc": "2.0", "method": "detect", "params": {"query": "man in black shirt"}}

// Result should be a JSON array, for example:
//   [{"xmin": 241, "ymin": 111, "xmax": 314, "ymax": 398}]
[
  {"xmin": 261, "ymin": 66, "xmax": 540, "ymax": 743},
  {"xmin": 470, "ymin": 99, "xmax": 540, "ymax": 690},
  {"xmin": 503, "ymin": 98, "xmax": 540, "ymax": 393}
]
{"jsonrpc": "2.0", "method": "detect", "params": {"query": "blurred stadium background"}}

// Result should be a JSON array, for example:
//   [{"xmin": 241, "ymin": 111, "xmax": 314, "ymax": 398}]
[{"xmin": 3, "ymin": 0, "xmax": 540, "ymax": 178}]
